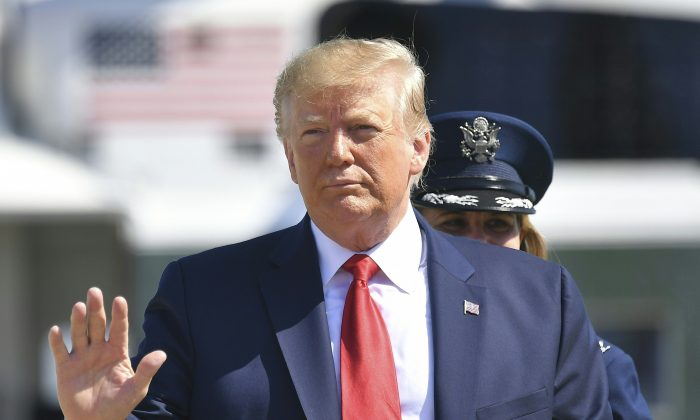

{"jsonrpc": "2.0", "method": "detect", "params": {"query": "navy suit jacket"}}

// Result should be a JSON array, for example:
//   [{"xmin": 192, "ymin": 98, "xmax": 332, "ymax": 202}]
[{"xmin": 130, "ymin": 213, "xmax": 612, "ymax": 419}]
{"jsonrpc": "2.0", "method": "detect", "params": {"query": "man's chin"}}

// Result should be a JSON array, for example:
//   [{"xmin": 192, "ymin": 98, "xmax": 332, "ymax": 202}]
[{"xmin": 321, "ymin": 197, "xmax": 375, "ymax": 222}]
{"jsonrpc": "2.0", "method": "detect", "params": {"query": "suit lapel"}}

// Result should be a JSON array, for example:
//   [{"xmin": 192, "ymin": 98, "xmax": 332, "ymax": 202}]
[
  {"xmin": 258, "ymin": 216, "xmax": 341, "ymax": 420},
  {"xmin": 419, "ymin": 215, "xmax": 487, "ymax": 419}
]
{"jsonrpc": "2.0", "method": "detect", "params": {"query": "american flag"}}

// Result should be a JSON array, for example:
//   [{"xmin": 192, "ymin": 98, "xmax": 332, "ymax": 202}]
[{"xmin": 87, "ymin": 23, "xmax": 284, "ymax": 129}]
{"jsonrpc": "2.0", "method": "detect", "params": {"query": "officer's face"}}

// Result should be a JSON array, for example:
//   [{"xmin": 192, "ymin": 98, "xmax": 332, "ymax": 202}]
[
  {"xmin": 420, "ymin": 208, "xmax": 522, "ymax": 249},
  {"xmin": 282, "ymin": 77, "xmax": 429, "ymax": 238}
]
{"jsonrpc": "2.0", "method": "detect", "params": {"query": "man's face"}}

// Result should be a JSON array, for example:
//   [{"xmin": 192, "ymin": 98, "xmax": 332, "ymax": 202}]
[{"xmin": 283, "ymin": 80, "xmax": 429, "ymax": 230}]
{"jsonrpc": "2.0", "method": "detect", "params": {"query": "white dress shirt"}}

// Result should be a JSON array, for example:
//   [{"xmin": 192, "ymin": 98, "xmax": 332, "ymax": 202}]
[{"xmin": 311, "ymin": 206, "xmax": 434, "ymax": 420}]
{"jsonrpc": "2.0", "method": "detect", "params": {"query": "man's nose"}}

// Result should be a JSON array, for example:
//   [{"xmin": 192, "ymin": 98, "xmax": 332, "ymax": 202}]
[{"xmin": 327, "ymin": 129, "xmax": 354, "ymax": 166}]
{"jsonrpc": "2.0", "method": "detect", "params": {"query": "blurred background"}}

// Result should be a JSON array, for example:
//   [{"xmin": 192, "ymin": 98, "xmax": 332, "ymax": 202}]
[{"xmin": 0, "ymin": 0, "xmax": 698, "ymax": 418}]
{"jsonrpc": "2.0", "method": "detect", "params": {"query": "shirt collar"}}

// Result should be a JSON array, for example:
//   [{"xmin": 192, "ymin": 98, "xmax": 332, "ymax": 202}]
[{"xmin": 311, "ymin": 206, "xmax": 424, "ymax": 294}]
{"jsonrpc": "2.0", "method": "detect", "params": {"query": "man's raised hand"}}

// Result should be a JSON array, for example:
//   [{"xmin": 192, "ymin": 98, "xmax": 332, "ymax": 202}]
[{"xmin": 48, "ymin": 287, "xmax": 166, "ymax": 420}]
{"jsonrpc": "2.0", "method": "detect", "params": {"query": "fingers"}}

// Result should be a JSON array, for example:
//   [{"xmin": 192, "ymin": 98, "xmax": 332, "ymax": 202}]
[
  {"xmin": 86, "ymin": 287, "xmax": 107, "ymax": 345},
  {"xmin": 48, "ymin": 325, "xmax": 69, "ymax": 364},
  {"xmin": 133, "ymin": 350, "xmax": 167, "ymax": 394},
  {"xmin": 109, "ymin": 296, "xmax": 129, "ymax": 350},
  {"xmin": 67, "ymin": 288, "xmax": 129, "ymax": 354},
  {"xmin": 70, "ymin": 301, "xmax": 88, "ymax": 351}
]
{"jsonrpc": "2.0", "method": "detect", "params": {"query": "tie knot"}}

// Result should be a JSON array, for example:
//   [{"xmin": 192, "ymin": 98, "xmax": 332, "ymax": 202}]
[{"xmin": 342, "ymin": 254, "xmax": 380, "ymax": 284}]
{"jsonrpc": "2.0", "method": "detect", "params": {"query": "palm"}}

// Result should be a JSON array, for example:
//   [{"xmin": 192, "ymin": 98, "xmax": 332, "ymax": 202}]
[
  {"xmin": 49, "ymin": 288, "xmax": 166, "ymax": 420},
  {"xmin": 57, "ymin": 342, "xmax": 135, "ymax": 419}
]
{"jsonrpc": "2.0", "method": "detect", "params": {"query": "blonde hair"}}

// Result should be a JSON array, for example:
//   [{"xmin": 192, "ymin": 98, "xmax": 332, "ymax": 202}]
[
  {"xmin": 517, "ymin": 214, "xmax": 548, "ymax": 259},
  {"xmin": 273, "ymin": 37, "xmax": 432, "ymax": 142}
]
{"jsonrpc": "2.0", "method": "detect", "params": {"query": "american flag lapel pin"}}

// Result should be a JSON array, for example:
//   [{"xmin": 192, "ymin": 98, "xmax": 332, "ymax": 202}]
[{"xmin": 463, "ymin": 300, "xmax": 480, "ymax": 316}]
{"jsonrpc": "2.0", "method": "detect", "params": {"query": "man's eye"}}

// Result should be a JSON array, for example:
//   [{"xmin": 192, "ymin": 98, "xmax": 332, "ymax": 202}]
[
  {"xmin": 352, "ymin": 124, "xmax": 378, "ymax": 132},
  {"xmin": 299, "ymin": 128, "xmax": 327, "ymax": 145},
  {"xmin": 302, "ymin": 128, "xmax": 324, "ymax": 136}
]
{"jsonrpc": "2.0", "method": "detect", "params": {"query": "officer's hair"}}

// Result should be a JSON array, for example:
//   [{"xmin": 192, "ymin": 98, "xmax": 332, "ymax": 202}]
[
  {"xmin": 273, "ymin": 36, "xmax": 432, "ymax": 144},
  {"xmin": 518, "ymin": 215, "xmax": 548, "ymax": 259}
]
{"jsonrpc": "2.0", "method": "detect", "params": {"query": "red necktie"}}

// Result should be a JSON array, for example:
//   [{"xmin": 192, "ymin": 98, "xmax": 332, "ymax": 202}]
[{"xmin": 340, "ymin": 254, "xmax": 401, "ymax": 420}]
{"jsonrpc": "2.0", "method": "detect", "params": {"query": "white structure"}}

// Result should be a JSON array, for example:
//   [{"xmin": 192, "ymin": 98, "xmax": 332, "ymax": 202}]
[
  {"xmin": 0, "ymin": 135, "xmax": 127, "ymax": 419},
  {"xmin": 535, "ymin": 159, "xmax": 700, "ymax": 247}
]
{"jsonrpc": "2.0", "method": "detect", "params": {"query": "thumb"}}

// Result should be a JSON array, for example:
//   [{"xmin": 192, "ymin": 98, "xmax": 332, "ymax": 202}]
[{"xmin": 132, "ymin": 350, "xmax": 167, "ymax": 393}]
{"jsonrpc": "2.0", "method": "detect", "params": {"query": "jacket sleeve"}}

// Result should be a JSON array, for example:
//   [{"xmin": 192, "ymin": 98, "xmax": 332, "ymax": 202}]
[
  {"xmin": 604, "ymin": 342, "xmax": 653, "ymax": 419},
  {"xmin": 128, "ymin": 260, "xmax": 194, "ymax": 419},
  {"xmin": 553, "ymin": 267, "xmax": 613, "ymax": 419}
]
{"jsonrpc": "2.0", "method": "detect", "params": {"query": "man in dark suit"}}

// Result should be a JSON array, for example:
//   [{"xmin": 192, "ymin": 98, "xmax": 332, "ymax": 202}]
[{"xmin": 49, "ymin": 37, "xmax": 613, "ymax": 419}]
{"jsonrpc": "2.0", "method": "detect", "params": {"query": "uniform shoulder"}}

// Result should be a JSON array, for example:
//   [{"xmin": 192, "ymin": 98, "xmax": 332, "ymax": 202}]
[{"xmin": 599, "ymin": 338, "xmax": 635, "ymax": 367}]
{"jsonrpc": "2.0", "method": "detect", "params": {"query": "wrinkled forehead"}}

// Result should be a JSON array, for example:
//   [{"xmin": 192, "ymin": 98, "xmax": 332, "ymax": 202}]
[
  {"xmin": 300, "ymin": 67, "xmax": 399, "ymax": 100},
  {"xmin": 284, "ymin": 74, "xmax": 402, "ymax": 121}
]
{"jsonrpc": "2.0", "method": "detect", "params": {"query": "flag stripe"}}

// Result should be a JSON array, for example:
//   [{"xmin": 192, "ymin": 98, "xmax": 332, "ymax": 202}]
[{"xmin": 88, "ymin": 25, "xmax": 284, "ymax": 126}]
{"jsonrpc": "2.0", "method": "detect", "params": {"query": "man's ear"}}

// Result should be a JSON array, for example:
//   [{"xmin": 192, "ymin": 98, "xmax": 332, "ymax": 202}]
[
  {"xmin": 283, "ymin": 139, "xmax": 299, "ymax": 184},
  {"xmin": 410, "ymin": 131, "xmax": 431, "ymax": 175}
]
